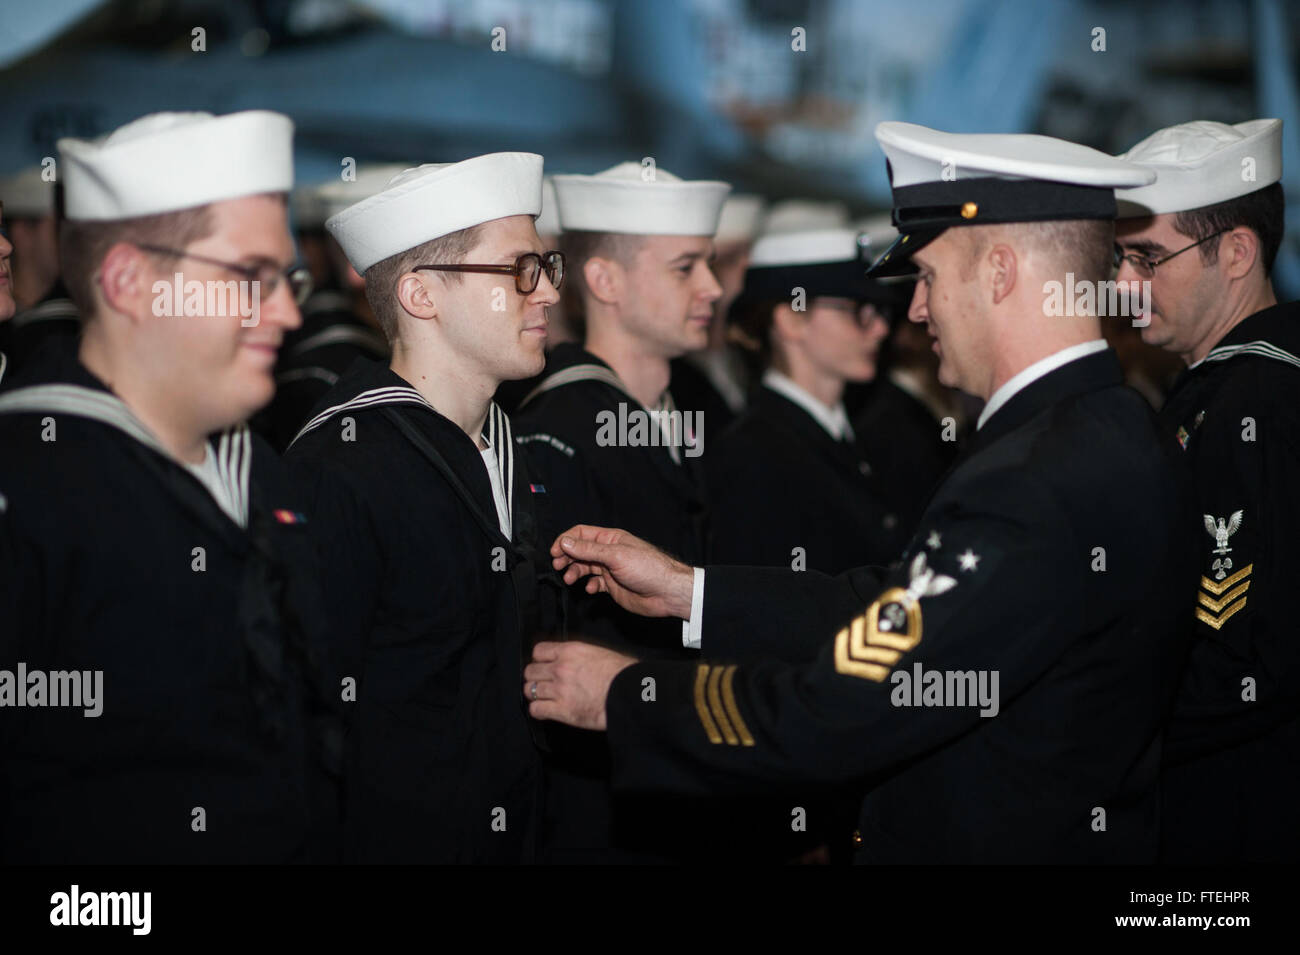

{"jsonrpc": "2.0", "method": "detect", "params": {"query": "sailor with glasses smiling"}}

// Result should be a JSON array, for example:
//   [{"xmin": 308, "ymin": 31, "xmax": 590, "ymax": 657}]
[
  {"xmin": 0, "ymin": 110, "xmax": 341, "ymax": 863},
  {"xmin": 1115, "ymin": 118, "xmax": 1300, "ymax": 865}
]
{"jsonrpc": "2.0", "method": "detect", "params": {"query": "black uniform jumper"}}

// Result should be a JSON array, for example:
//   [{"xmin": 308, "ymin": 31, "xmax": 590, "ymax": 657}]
[
  {"xmin": 512, "ymin": 342, "xmax": 710, "ymax": 860},
  {"xmin": 708, "ymin": 380, "xmax": 908, "ymax": 574},
  {"xmin": 1156, "ymin": 300, "xmax": 1300, "ymax": 863},
  {"xmin": 0, "ymin": 342, "xmax": 340, "ymax": 863},
  {"xmin": 285, "ymin": 358, "xmax": 554, "ymax": 863}
]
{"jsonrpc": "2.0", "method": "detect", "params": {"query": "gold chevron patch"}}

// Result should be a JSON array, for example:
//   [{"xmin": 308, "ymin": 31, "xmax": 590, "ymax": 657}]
[
  {"xmin": 693, "ymin": 664, "xmax": 754, "ymax": 746},
  {"xmin": 1197, "ymin": 581, "xmax": 1249, "ymax": 613},
  {"xmin": 1196, "ymin": 563, "xmax": 1253, "ymax": 630},
  {"xmin": 834, "ymin": 587, "xmax": 923, "ymax": 681}
]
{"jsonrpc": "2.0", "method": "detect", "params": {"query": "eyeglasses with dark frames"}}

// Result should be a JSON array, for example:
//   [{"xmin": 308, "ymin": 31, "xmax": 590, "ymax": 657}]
[
  {"xmin": 1113, "ymin": 229, "xmax": 1230, "ymax": 278},
  {"xmin": 414, "ymin": 250, "xmax": 565, "ymax": 295},
  {"xmin": 816, "ymin": 297, "xmax": 892, "ymax": 329},
  {"xmin": 136, "ymin": 243, "xmax": 314, "ymax": 305}
]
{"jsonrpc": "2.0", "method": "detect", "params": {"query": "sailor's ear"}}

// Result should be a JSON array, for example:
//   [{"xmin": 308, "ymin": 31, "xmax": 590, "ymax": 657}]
[
  {"xmin": 98, "ymin": 242, "xmax": 154, "ymax": 325},
  {"xmin": 584, "ymin": 256, "xmax": 623, "ymax": 307},
  {"xmin": 397, "ymin": 270, "xmax": 438, "ymax": 321}
]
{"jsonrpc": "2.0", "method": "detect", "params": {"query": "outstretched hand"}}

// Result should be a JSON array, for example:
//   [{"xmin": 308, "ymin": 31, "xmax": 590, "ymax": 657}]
[{"xmin": 550, "ymin": 525, "xmax": 696, "ymax": 620}]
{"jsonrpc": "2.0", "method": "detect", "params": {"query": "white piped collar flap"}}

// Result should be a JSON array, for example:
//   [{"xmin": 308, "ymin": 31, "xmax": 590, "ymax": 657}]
[
  {"xmin": 290, "ymin": 384, "xmax": 516, "ymax": 536},
  {"xmin": 0, "ymin": 383, "xmax": 251, "ymax": 527}
]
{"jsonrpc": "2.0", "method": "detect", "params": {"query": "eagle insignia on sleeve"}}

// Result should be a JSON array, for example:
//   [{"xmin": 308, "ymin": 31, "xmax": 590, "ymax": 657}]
[{"xmin": 1204, "ymin": 509, "xmax": 1243, "ymax": 556}]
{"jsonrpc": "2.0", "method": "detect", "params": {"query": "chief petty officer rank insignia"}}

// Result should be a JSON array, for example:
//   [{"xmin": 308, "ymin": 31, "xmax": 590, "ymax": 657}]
[
  {"xmin": 691, "ymin": 545, "xmax": 970, "ymax": 745},
  {"xmin": 835, "ymin": 550, "xmax": 958, "ymax": 681}
]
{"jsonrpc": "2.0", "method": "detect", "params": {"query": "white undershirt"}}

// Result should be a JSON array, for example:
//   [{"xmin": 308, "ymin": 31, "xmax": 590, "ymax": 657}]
[
  {"xmin": 479, "ymin": 435, "xmax": 512, "ymax": 540},
  {"xmin": 762, "ymin": 369, "xmax": 854, "ymax": 441},
  {"xmin": 977, "ymin": 340, "xmax": 1108, "ymax": 431},
  {"xmin": 183, "ymin": 445, "xmax": 244, "ymax": 527}
]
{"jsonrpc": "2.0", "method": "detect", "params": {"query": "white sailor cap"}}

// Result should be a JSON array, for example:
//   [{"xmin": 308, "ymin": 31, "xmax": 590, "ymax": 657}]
[
  {"xmin": 1116, "ymin": 119, "xmax": 1283, "ymax": 218},
  {"xmin": 326, "ymin": 153, "xmax": 544, "ymax": 274},
  {"xmin": 760, "ymin": 198, "xmax": 849, "ymax": 236},
  {"xmin": 59, "ymin": 111, "xmax": 294, "ymax": 221},
  {"xmin": 553, "ymin": 162, "xmax": 730, "ymax": 236},
  {"xmin": 0, "ymin": 166, "xmax": 56, "ymax": 218},
  {"xmin": 749, "ymin": 227, "xmax": 861, "ymax": 269},
  {"xmin": 715, "ymin": 194, "xmax": 767, "ymax": 243},
  {"xmin": 868, "ymin": 121, "xmax": 1155, "ymax": 276}
]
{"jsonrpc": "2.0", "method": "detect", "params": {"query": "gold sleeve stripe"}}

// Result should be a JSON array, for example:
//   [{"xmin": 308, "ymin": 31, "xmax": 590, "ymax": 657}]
[
  {"xmin": 1197, "ymin": 581, "xmax": 1250, "ymax": 613},
  {"xmin": 850, "ymin": 615, "xmax": 865, "ymax": 650},
  {"xmin": 720, "ymin": 665, "xmax": 755, "ymax": 747},
  {"xmin": 852, "ymin": 645, "xmax": 904, "ymax": 665},
  {"xmin": 868, "ymin": 631, "xmax": 919, "ymax": 652},
  {"xmin": 1196, "ymin": 597, "xmax": 1247, "ymax": 630},
  {"xmin": 693, "ymin": 665, "xmax": 722, "ymax": 744},
  {"xmin": 707, "ymin": 665, "xmax": 739, "ymax": 745},
  {"xmin": 1200, "ymin": 563, "xmax": 1253, "ymax": 596}
]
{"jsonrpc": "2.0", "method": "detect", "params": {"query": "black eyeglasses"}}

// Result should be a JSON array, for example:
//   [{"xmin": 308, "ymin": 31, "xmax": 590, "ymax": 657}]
[
  {"xmin": 1113, "ymin": 229, "xmax": 1229, "ymax": 278},
  {"xmin": 136, "ymin": 243, "xmax": 314, "ymax": 305},
  {"xmin": 414, "ymin": 250, "xmax": 565, "ymax": 295}
]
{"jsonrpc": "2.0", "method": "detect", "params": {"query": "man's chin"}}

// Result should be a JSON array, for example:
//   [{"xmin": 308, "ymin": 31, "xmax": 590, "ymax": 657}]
[
  {"xmin": 501, "ymin": 348, "xmax": 547, "ymax": 382},
  {"xmin": 242, "ymin": 377, "xmax": 276, "ymax": 421},
  {"xmin": 1137, "ymin": 319, "xmax": 1170, "ymax": 348},
  {"xmin": 846, "ymin": 361, "xmax": 877, "ymax": 383},
  {"xmin": 682, "ymin": 323, "xmax": 710, "ymax": 351}
]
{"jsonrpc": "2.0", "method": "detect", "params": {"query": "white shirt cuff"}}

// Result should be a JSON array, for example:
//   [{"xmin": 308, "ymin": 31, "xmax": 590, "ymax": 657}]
[{"xmin": 681, "ymin": 567, "xmax": 705, "ymax": 650}]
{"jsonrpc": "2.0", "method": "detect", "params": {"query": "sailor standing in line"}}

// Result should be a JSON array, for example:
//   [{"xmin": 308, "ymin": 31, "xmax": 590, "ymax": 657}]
[
  {"xmin": 1114, "ymin": 118, "xmax": 1300, "ymax": 863},
  {"xmin": 669, "ymin": 193, "xmax": 766, "ymax": 430},
  {"xmin": 284, "ymin": 153, "xmax": 563, "ymax": 863},
  {"xmin": 0, "ymin": 111, "xmax": 339, "ymax": 863},
  {"xmin": 512, "ymin": 163, "xmax": 729, "ymax": 654},
  {"xmin": 510, "ymin": 161, "xmax": 730, "ymax": 861}
]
